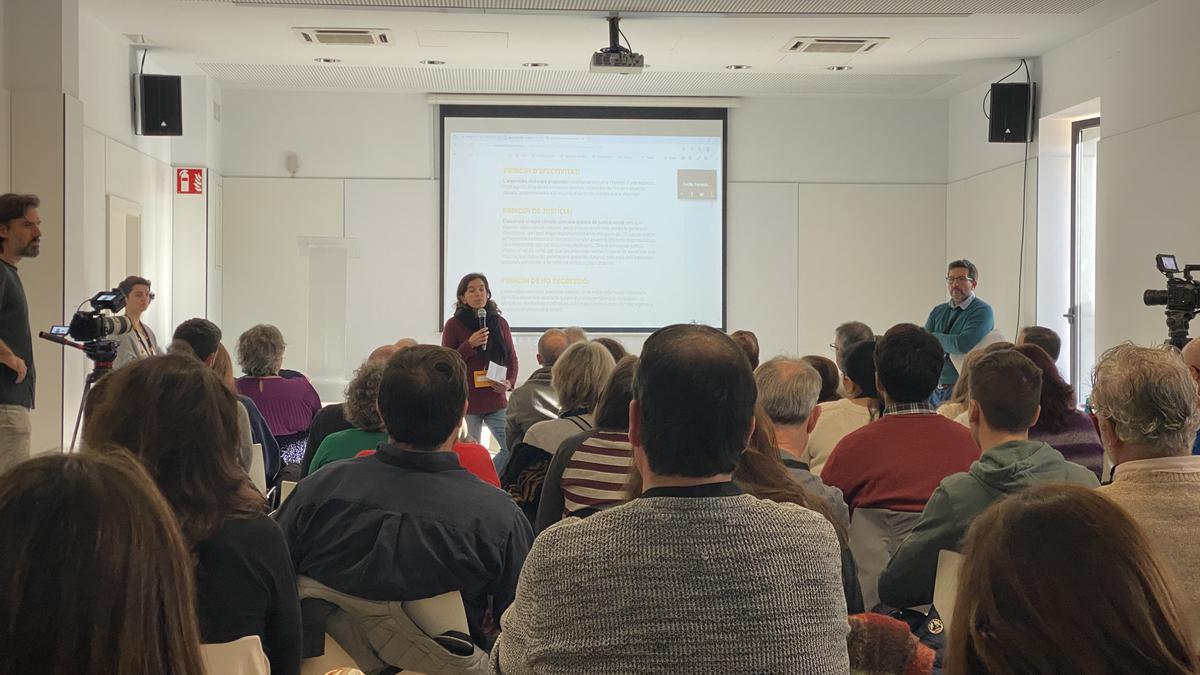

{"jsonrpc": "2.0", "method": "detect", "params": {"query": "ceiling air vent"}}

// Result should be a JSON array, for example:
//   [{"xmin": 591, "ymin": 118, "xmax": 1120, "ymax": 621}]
[
  {"xmin": 781, "ymin": 37, "xmax": 888, "ymax": 55},
  {"xmin": 293, "ymin": 28, "xmax": 393, "ymax": 46}
]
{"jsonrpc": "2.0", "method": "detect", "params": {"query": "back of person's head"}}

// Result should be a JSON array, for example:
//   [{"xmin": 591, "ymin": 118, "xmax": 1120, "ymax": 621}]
[
  {"xmin": 875, "ymin": 324, "xmax": 944, "ymax": 404},
  {"xmin": 950, "ymin": 340, "xmax": 1019, "ymax": 409},
  {"xmin": 842, "ymin": 340, "xmax": 879, "ymax": 400},
  {"xmin": 834, "ymin": 321, "xmax": 874, "ymax": 367},
  {"xmin": 1018, "ymin": 326, "xmax": 1063, "ymax": 361},
  {"xmin": 172, "ymin": 318, "xmax": 222, "ymax": 363},
  {"xmin": 237, "ymin": 324, "xmax": 286, "ymax": 376},
  {"xmin": 594, "ymin": 337, "xmax": 629, "ymax": 363},
  {"xmin": 0, "ymin": 451, "xmax": 204, "ymax": 675},
  {"xmin": 537, "ymin": 328, "xmax": 569, "ymax": 366},
  {"xmin": 969, "ymin": 350, "xmax": 1042, "ymax": 434},
  {"xmin": 378, "ymin": 345, "xmax": 467, "ymax": 450},
  {"xmin": 801, "ymin": 355, "xmax": 842, "ymax": 403},
  {"xmin": 563, "ymin": 326, "xmax": 588, "ymax": 344},
  {"xmin": 551, "ymin": 341, "xmax": 616, "ymax": 414},
  {"xmin": 755, "ymin": 357, "xmax": 821, "ymax": 427},
  {"xmin": 368, "ymin": 343, "xmax": 401, "ymax": 363},
  {"xmin": 344, "ymin": 360, "xmax": 388, "ymax": 432},
  {"xmin": 1012, "ymin": 344, "xmax": 1075, "ymax": 433},
  {"xmin": 947, "ymin": 484, "xmax": 1199, "ymax": 675},
  {"xmin": 729, "ymin": 330, "xmax": 760, "ymax": 370},
  {"xmin": 1091, "ymin": 343, "xmax": 1200, "ymax": 459},
  {"xmin": 211, "ymin": 343, "xmax": 237, "ymax": 391},
  {"xmin": 594, "ymin": 355, "xmax": 639, "ymax": 430},
  {"xmin": 82, "ymin": 354, "xmax": 264, "ymax": 543},
  {"xmin": 634, "ymin": 324, "xmax": 756, "ymax": 477}
]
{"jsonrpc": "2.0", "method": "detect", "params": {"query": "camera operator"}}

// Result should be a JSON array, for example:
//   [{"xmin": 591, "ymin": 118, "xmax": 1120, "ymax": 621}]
[{"xmin": 0, "ymin": 194, "xmax": 42, "ymax": 471}]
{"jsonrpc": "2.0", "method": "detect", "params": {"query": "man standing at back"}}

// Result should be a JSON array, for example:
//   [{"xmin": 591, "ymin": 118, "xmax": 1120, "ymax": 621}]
[
  {"xmin": 276, "ymin": 345, "xmax": 531, "ymax": 651},
  {"xmin": 925, "ymin": 259, "xmax": 994, "ymax": 406},
  {"xmin": 492, "ymin": 324, "xmax": 849, "ymax": 674},
  {"xmin": 0, "ymin": 194, "xmax": 41, "ymax": 471},
  {"xmin": 504, "ymin": 328, "xmax": 568, "ymax": 463}
]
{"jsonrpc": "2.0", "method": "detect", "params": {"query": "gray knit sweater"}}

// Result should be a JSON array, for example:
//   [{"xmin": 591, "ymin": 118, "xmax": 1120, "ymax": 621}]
[{"xmin": 491, "ymin": 491, "xmax": 851, "ymax": 674}]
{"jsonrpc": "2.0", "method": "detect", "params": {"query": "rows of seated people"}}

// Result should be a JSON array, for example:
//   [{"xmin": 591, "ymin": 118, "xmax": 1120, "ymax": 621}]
[{"xmin": 2, "ymin": 318, "xmax": 1200, "ymax": 674}]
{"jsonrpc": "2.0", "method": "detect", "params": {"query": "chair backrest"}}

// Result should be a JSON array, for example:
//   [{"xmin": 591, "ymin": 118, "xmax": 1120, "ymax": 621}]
[
  {"xmin": 848, "ymin": 507, "xmax": 922, "ymax": 611},
  {"xmin": 248, "ymin": 443, "xmax": 266, "ymax": 494},
  {"xmin": 201, "ymin": 635, "xmax": 270, "ymax": 675},
  {"xmin": 280, "ymin": 479, "xmax": 298, "ymax": 503},
  {"xmin": 933, "ymin": 549, "xmax": 964, "ymax": 639}
]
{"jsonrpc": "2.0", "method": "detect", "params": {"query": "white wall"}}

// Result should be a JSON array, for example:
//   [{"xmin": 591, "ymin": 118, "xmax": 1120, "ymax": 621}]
[
  {"xmin": 0, "ymin": 0, "xmax": 11, "ymax": 194},
  {"xmin": 947, "ymin": 0, "xmax": 1200, "ymax": 359},
  {"xmin": 221, "ymin": 91, "xmax": 952, "ymax": 389}
]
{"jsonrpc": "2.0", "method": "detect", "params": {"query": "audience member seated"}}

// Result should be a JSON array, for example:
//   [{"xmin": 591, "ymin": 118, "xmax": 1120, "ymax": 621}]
[
  {"xmin": 0, "ymin": 451, "xmax": 206, "ymax": 674},
  {"xmin": 563, "ymin": 325, "xmax": 588, "ymax": 344},
  {"xmin": 1094, "ymin": 343, "xmax": 1200, "ymax": 633},
  {"xmin": 847, "ymin": 613, "xmax": 935, "ymax": 675},
  {"xmin": 833, "ymin": 320, "xmax": 875, "ymax": 371},
  {"xmin": 803, "ymin": 354, "xmax": 842, "ymax": 403},
  {"xmin": 1181, "ymin": 338, "xmax": 1200, "ymax": 455},
  {"xmin": 504, "ymin": 328, "xmax": 568, "ymax": 458},
  {"xmin": 84, "ymin": 354, "xmax": 302, "ymax": 675},
  {"xmin": 536, "ymin": 355, "xmax": 638, "ymax": 534},
  {"xmin": 806, "ymin": 340, "xmax": 880, "ymax": 475},
  {"xmin": 1014, "ymin": 343, "xmax": 1105, "ymax": 479},
  {"xmin": 594, "ymin": 336, "xmax": 629, "ymax": 362},
  {"xmin": 301, "ymin": 343, "xmax": 401, "ymax": 477},
  {"xmin": 754, "ymin": 356, "xmax": 851, "ymax": 526},
  {"xmin": 501, "ymin": 341, "xmax": 615, "ymax": 522},
  {"xmin": 878, "ymin": 349, "xmax": 1098, "ymax": 609},
  {"xmin": 729, "ymin": 329, "xmax": 760, "ymax": 369},
  {"xmin": 236, "ymin": 324, "xmax": 321, "ymax": 470},
  {"xmin": 212, "ymin": 341, "xmax": 280, "ymax": 485},
  {"xmin": 276, "ymin": 345, "xmax": 531, "ymax": 651},
  {"xmin": 353, "ymin": 439, "xmax": 500, "ymax": 488},
  {"xmin": 935, "ymin": 341, "xmax": 1013, "ymax": 420},
  {"xmin": 946, "ymin": 484, "xmax": 1199, "ymax": 674},
  {"xmin": 308, "ymin": 360, "xmax": 389, "ymax": 473},
  {"xmin": 492, "ymin": 324, "xmax": 850, "ymax": 673},
  {"xmin": 823, "ymin": 324, "xmax": 978, "ymax": 513},
  {"xmin": 1016, "ymin": 324, "xmax": 1063, "ymax": 361}
]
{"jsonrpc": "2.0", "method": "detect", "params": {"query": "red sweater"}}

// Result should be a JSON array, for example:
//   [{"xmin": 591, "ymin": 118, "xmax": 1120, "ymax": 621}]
[
  {"xmin": 441, "ymin": 314, "xmax": 519, "ymax": 415},
  {"xmin": 821, "ymin": 414, "xmax": 980, "ymax": 513},
  {"xmin": 355, "ymin": 442, "xmax": 500, "ymax": 488}
]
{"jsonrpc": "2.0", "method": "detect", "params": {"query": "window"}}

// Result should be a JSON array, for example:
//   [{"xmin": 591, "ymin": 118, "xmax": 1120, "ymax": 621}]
[{"xmin": 1070, "ymin": 118, "xmax": 1100, "ymax": 405}]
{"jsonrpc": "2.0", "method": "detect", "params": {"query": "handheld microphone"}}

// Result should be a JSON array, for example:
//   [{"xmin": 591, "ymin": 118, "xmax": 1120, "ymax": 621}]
[{"xmin": 476, "ymin": 308, "xmax": 488, "ymax": 351}]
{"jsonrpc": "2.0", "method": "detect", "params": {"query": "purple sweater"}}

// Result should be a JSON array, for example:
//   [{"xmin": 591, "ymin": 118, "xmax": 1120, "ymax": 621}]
[
  {"xmin": 1030, "ymin": 410, "xmax": 1105, "ymax": 480},
  {"xmin": 236, "ymin": 376, "xmax": 322, "ymax": 437}
]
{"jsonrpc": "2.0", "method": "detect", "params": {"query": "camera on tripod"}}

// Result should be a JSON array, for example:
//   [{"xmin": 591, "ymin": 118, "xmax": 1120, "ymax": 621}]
[{"xmin": 1144, "ymin": 254, "xmax": 1200, "ymax": 349}]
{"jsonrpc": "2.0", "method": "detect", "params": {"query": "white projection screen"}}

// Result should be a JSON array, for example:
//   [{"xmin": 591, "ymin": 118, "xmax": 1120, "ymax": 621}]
[{"xmin": 440, "ymin": 105, "xmax": 727, "ymax": 332}]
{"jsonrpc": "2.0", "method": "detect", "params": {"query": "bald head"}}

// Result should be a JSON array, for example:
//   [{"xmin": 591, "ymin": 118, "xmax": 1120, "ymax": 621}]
[
  {"xmin": 368, "ymin": 344, "xmax": 401, "ymax": 363},
  {"xmin": 755, "ymin": 357, "xmax": 822, "ymax": 427},
  {"xmin": 538, "ymin": 329, "xmax": 569, "ymax": 366},
  {"xmin": 1183, "ymin": 338, "xmax": 1200, "ymax": 381},
  {"xmin": 394, "ymin": 338, "xmax": 418, "ymax": 350}
]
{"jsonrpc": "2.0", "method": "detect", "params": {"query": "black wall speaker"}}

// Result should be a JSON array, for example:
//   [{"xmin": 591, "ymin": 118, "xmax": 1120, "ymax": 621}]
[
  {"xmin": 988, "ymin": 82, "xmax": 1035, "ymax": 143},
  {"xmin": 133, "ymin": 74, "xmax": 182, "ymax": 137}
]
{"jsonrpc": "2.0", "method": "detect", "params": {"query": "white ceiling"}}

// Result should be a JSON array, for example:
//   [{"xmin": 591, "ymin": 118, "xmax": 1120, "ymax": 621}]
[{"xmin": 83, "ymin": 0, "xmax": 1156, "ymax": 97}]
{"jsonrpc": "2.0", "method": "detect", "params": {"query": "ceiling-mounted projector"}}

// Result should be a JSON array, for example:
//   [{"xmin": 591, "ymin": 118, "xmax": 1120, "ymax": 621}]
[{"xmin": 590, "ymin": 16, "xmax": 644, "ymax": 75}]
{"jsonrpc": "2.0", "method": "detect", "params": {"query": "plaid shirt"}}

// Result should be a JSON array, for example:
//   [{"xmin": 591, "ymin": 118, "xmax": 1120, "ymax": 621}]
[{"xmin": 883, "ymin": 401, "xmax": 937, "ymax": 417}]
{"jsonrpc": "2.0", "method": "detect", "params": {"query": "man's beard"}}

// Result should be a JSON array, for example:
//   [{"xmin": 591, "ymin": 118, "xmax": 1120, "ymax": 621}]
[{"xmin": 19, "ymin": 242, "xmax": 39, "ymax": 258}]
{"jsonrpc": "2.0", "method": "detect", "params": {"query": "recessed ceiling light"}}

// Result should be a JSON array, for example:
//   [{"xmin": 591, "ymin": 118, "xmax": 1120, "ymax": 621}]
[
  {"xmin": 725, "ymin": 64, "xmax": 752, "ymax": 70},
  {"xmin": 314, "ymin": 58, "xmax": 341, "ymax": 64},
  {"xmin": 420, "ymin": 59, "xmax": 446, "ymax": 66},
  {"xmin": 523, "ymin": 62, "xmax": 549, "ymax": 68},
  {"xmin": 827, "ymin": 65, "xmax": 853, "ymax": 72}
]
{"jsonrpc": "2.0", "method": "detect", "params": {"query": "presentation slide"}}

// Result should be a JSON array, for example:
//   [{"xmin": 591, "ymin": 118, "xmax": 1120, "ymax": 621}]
[{"xmin": 442, "ymin": 109, "xmax": 725, "ymax": 331}]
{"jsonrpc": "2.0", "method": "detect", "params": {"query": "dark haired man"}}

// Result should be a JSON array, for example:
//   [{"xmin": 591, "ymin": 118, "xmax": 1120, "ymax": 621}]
[
  {"xmin": 925, "ymin": 259, "xmax": 995, "ymax": 406},
  {"xmin": 492, "ymin": 324, "xmax": 850, "ymax": 673},
  {"xmin": 1017, "ymin": 325, "xmax": 1063, "ymax": 362},
  {"xmin": 0, "ymin": 193, "xmax": 41, "ymax": 470},
  {"xmin": 276, "ymin": 345, "xmax": 531, "ymax": 652},
  {"xmin": 823, "ymin": 324, "xmax": 979, "ymax": 513},
  {"xmin": 878, "ymin": 349, "xmax": 1097, "ymax": 608},
  {"xmin": 172, "ymin": 317, "xmax": 224, "ymax": 365}
]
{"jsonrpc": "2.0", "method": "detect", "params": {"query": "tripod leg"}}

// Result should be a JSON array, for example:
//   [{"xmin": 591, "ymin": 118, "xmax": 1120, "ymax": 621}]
[{"xmin": 68, "ymin": 377, "xmax": 93, "ymax": 453}]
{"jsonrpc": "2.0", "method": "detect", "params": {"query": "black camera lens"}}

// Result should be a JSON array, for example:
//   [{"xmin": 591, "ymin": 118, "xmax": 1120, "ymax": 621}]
[{"xmin": 1144, "ymin": 290, "xmax": 1170, "ymax": 306}]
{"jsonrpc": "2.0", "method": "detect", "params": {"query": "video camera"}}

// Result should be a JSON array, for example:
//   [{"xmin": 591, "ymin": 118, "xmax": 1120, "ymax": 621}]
[
  {"xmin": 1144, "ymin": 254, "xmax": 1200, "ymax": 349},
  {"xmin": 39, "ymin": 288, "xmax": 133, "ymax": 366}
]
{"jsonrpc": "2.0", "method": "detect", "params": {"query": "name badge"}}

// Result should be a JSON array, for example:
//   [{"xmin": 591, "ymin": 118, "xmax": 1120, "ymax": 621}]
[{"xmin": 474, "ymin": 370, "xmax": 491, "ymax": 389}]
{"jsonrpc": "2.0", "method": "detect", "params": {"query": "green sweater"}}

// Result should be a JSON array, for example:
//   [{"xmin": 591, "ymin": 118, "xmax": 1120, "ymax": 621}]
[
  {"xmin": 924, "ymin": 295, "xmax": 995, "ymax": 385},
  {"xmin": 878, "ymin": 440, "xmax": 1098, "ymax": 608},
  {"xmin": 309, "ymin": 429, "xmax": 387, "ymax": 474}
]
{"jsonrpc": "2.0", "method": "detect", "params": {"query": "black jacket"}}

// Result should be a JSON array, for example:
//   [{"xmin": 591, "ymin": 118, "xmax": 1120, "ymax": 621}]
[{"xmin": 275, "ymin": 444, "xmax": 533, "ymax": 649}]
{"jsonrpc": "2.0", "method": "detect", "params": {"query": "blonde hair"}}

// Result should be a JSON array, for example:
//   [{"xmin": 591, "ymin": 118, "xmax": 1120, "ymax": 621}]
[
  {"xmin": 551, "ymin": 341, "xmax": 616, "ymax": 414},
  {"xmin": 1091, "ymin": 343, "xmax": 1200, "ymax": 458}
]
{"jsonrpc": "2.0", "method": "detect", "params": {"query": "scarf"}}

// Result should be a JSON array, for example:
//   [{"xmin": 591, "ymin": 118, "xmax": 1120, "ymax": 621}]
[{"xmin": 454, "ymin": 307, "xmax": 510, "ymax": 367}]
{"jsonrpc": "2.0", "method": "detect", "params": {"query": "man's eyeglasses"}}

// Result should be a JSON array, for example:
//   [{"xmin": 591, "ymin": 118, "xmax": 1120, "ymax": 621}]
[{"xmin": 946, "ymin": 275, "xmax": 974, "ymax": 284}]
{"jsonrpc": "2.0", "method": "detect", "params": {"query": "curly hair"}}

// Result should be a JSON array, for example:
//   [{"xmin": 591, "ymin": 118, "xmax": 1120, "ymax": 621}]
[
  {"xmin": 236, "ymin": 324, "xmax": 286, "ymax": 377},
  {"xmin": 1091, "ymin": 343, "xmax": 1200, "ymax": 457},
  {"xmin": 343, "ymin": 360, "xmax": 387, "ymax": 432}
]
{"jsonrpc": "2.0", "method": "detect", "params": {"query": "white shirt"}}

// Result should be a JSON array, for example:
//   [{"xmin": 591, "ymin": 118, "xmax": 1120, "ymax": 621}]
[{"xmin": 804, "ymin": 398, "xmax": 875, "ymax": 476}]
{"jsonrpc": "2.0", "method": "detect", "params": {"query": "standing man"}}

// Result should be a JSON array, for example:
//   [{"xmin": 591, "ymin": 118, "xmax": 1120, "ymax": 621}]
[
  {"xmin": 0, "ymin": 194, "xmax": 41, "ymax": 471},
  {"xmin": 925, "ymin": 259, "xmax": 994, "ymax": 406}
]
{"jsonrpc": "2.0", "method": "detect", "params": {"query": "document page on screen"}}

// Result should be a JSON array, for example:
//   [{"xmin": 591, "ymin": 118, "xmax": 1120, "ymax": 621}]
[{"xmin": 442, "ymin": 110, "xmax": 725, "ymax": 331}]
